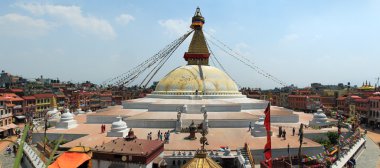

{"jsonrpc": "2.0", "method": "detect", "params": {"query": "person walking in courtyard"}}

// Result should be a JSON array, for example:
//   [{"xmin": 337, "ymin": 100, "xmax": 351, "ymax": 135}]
[
  {"xmin": 13, "ymin": 145, "xmax": 17, "ymax": 156},
  {"xmin": 6, "ymin": 146, "xmax": 12, "ymax": 155},
  {"xmin": 157, "ymin": 130, "xmax": 161, "ymax": 139},
  {"xmin": 167, "ymin": 131, "xmax": 171, "ymax": 143},
  {"xmin": 159, "ymin": 132, "xmax": 163, "ymax": 141},
  {"xmin": 283, "ymin": 130, "xmax": 286, "ymax": 140},
  {"xmin": 248, "ymin": 122, "xmax": 252, "ymax": 131},
  {"xmin": 292, "ymin": 127, "xmax": 295, "ymax": 136}
]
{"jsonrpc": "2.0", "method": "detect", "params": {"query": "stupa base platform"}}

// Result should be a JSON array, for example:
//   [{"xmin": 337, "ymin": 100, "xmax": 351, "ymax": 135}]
[{"xmin": 86, "ymin": 108, "xmax": 299, "ymax": 128}]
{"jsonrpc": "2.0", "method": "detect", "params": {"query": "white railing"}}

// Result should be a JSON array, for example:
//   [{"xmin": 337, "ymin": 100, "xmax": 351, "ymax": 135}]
[
  {"xmin": 332, "ymin": 138, "xmax": 365, "ymax": 168},
  {"xmin": 17, "ymin": 140, "xmax": 46, "ymax": 168},
  {"xmin": 14, "ymin": 105, "xmax": 22, "ymax": 109}
]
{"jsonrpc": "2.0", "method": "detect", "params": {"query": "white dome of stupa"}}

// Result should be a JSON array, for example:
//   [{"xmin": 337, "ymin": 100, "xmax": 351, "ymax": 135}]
[
  {"xmin": 111, "ymin": 117, "xmax": 128, "ymax": 132},
  {"xmin": 47, "ymin": 108, "xmax": 60, "ymax": 120},
  {"xmin": 313, "ymin": 109, "xmax": 327, "ymax": 119},
  {"xmin": 61, "ymin": 108, "xmax": 74, "ymax": 121},
  {"xmin": 255, "ymin": 116, "xmax": 265, "ymax": 126}
]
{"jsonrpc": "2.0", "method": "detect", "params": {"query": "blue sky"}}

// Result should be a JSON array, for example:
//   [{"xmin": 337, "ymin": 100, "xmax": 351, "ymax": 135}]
[{"xmin": 0, "ymin": 0, "xmax": 379, "ymax": 89}]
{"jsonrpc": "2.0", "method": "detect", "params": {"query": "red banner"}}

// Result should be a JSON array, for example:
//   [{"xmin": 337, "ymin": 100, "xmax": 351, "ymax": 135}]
[{"xmin": 264, "ymin": 103, "xmax": 272, "ymax": 167}]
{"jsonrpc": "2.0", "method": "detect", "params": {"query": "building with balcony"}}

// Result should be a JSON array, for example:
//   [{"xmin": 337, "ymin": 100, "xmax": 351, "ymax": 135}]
[
  {"xmin": 0, "ymin": 94, "xmax": 18, "ymax": 138},
  {"xmin": 288, "ymin": 95, "xmax": 320, "ymax": 112},
  {"xmin": 100, "ymin": 92, "xmax": 112, "ymax": 108},
  {"xmin": 23, "ymin": 96, "xmax": 36, "ymax": 121},
  {"xmin": 34, "ymin": 93, "xmax": 54, "ymax": 118},
  {"xmin": 368, "ymin": 94, "xmax": 380, "ymax": 128},
  {"xmin": 0, "ymin": 93, "xmax": 24, "ymax": 122}
]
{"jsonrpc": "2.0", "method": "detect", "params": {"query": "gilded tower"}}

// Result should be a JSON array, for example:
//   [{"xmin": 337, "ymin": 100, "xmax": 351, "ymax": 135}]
[{"xmin": 184, "ymin": 7, "xmax": 210, "ymax": 65}]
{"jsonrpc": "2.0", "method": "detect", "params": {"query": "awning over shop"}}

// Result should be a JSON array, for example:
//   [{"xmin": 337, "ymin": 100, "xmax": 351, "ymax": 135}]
[
  {"xmin": 15, "ymin": 115, "xmax": 26, "ymax": 119},
  {"xmin": 0, "ymin": 123, "xmax": 18, "ymax": 131},
  {"xmin": 48, "ymin": 152, "xmax": 91, "ymax": 168}
]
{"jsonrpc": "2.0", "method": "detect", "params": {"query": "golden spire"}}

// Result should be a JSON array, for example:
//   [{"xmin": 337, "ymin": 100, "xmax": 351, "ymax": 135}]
[
  {"xmin": 182, "ymin": 128, "xmax": 221, "ymax": 168},
  {"xmin": 51, "ymin": 96, "xmax": 57, "ymax": 108},
  {"xmin": 184, "ymin": 7, "xmax": 210, "ymax": 65}
]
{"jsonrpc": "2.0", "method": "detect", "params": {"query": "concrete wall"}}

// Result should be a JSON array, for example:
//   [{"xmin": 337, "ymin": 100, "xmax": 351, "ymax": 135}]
[
  {"xmin": 32, "ymin": 133, "xmax": 87, "ymax": 144},
  {"xmin": 304, "ymin": 131, "xmax": 354, "ymax": 142},
  {"xmin": 209, "ymin": 120, "xmax": 255, "ymax": 128},
  {"xmin": 271, "ymin": 115, "xmax": 299, "ymax": 123},
  {"xmin": 123, "ymin": 102, "xmax": 150, "ymax": 109},
  {"xmin": 251, "ymin": 146, "xmax": 325, "ymax": 163},
  {"xmin": 147, "ymin": 104, "xmax": 242, "ymax": 113},
  {"xmin": 241, "ymin": 102, "xmax": 267, "ymax": 110},
  {"xmin": 86, "ymin": 115, "xmax": 121, "ymax": 124},
  {"xmin": 91, "ymin": 160, "xmax": 152, "ymax": 168},
  {"xmin": 121, "ymin": 116, "xmax": 298, "ymax": 128},
  {"xmin": 126, "ymin": 119, "xmax": 177, "ymax": 128},
  {"xmin": 146, "ymin": 94, "xmax": 246, "ymax": 99}
]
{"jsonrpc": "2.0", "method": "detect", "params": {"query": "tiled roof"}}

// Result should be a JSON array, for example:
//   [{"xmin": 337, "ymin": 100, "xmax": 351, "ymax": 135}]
[
  {"xmin": 56, "ymin": 94, "xmax": 66, "ymax": 98},
  {"xmin": 93, "ymin": 138, "xmax": 164, "ymax": 156},
  {"xmin": 33, "ymin": 93, "xmax": 55, "ymax": 98},
  {"xmin": 0, "ymin": 93, "xmax": 24, "ymax": 101},
  {"xmin": 10, "ymin": 88, "xmax": 23, "ymax": 92},
  {"xmin": 368, "ymin": 96, "xmax": 380, "ymax": 100},
  {"xmin": 337, "ymin": 97, "xmax": 346, "ymax": 100},
  {"xmin": 22, "ymin": 96, "xmax": 36, "ymax": 100}
]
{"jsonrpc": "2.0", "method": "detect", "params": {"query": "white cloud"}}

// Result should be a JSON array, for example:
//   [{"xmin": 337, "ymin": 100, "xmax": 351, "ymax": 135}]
[
  {"xmin": 158, "ymin": 19, "xmax": 189, "ymax": 35},
  {"xmin": 15, "ymin": 3, "xmax": 116, "ymax": 39},
  {"xmin": 116, "ymin": 14, "xmax": 135, "ymax": 25},
  {"xmin": 279, "ymin": 33, "xmax": 300, "ymax": 45},
  {"xmin": 0, "ymin": 13, "xmax": 52, "ymax": 37}
]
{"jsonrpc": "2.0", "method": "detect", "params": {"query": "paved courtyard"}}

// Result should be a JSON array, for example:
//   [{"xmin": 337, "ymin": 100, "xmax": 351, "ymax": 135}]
[
  {"xmin": 0, "ymin": 136, "xmax": 17, "ymax": 168},
  {"xmin": 356, "ymin": 135, "xmax": 380, "ymax": 168}
]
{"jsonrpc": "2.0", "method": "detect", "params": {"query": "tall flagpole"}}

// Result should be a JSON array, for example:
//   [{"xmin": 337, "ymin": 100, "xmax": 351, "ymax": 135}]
[{"xmin": 264, "ymin": 103, "xmax": 272, "ymax": 167}]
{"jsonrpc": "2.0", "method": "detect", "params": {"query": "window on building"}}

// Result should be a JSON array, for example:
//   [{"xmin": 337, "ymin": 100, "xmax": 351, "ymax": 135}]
[{"xmin": 0, "ymin": 110, "xmax": 3, "ymax": 115}]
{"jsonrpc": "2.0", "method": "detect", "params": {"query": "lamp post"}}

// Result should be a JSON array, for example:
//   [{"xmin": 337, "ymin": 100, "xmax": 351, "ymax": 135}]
[
  {"xmin": 337, "ymin": 113, "xmax": 342, "ymax": 161},
  {"xmin": 298, "ymin": 123, "xmax": 304, "ymax": 167},
  {"xmin": 43, "ymin": 109, "xmax": 49, "ymax": 155}
]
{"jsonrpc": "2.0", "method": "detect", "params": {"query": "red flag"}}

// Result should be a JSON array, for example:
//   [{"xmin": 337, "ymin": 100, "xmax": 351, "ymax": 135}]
[{"xmin": 264, "ymin": 103, "xmax": 272, "ymax": 167}]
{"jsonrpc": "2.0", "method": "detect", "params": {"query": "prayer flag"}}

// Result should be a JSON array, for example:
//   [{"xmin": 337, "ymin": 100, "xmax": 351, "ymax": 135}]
[{"xmin": 263, "ymin": 103, "xmax": 272, "ymax": 167}]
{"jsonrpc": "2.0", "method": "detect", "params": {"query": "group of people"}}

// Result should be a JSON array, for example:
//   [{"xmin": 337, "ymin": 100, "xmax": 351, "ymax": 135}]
[
  {"xmin": 100, "ymin": 124, "xmax": 106, "ymax": 133},
  {"xmin": 5, "ymin": 145, "xmax": 17, "ymax": 156},
  {"xmin": 147, "ymin": 130, "xmax": 171, "ymax": 143},
  {"xmin": 347, "ymin": 157, "xmax": 356, "ymax": 168}
]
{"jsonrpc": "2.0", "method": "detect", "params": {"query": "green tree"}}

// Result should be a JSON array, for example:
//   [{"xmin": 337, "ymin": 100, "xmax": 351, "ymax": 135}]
[{"xmin": 327, "ymin": 131, "xmax": 339, "ymax": 145}]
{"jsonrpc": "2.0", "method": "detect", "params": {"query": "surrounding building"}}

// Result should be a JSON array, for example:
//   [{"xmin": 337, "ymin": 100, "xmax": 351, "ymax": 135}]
[
  {"xmin": 92, "ymin": 137, "xmax": 165, "ymax": 168},
  {"xmin": 0, "ymin": 94, "xmax": 18, "ymax": 138},
  {"xmin": 368, "ymin": 94, "xmax": 380, "ymax": 127},
  {"xmin": 34, "ymin": 93, "xmax": 55, "ymax": 118}
]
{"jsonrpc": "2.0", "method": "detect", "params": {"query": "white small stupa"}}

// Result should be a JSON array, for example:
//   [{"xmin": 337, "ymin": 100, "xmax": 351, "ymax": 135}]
[
  {"xmin": 251, "ymin": 116, "xmax": 267, "ymax": 137},
  {"xmin": 86, "ymin": 108, "xmax": 93, "ymax": 113},
  {"xmin": 56, "ymin": 108, "xmax": 77, "ymax": 129},
  {"xmin": 74, "ymin": 99, "xmax": 85, "ymax": 115},
  {"xmin": 107, "ymin": 116, "xmax": 129, "ymax": 137},
  {"xmin": 47, "ymin": 96, "xmax": 61, "ymax": 127},
  {"xmin": 309, "ymin": 109, "xmax": 331, "ymax": 127}
]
